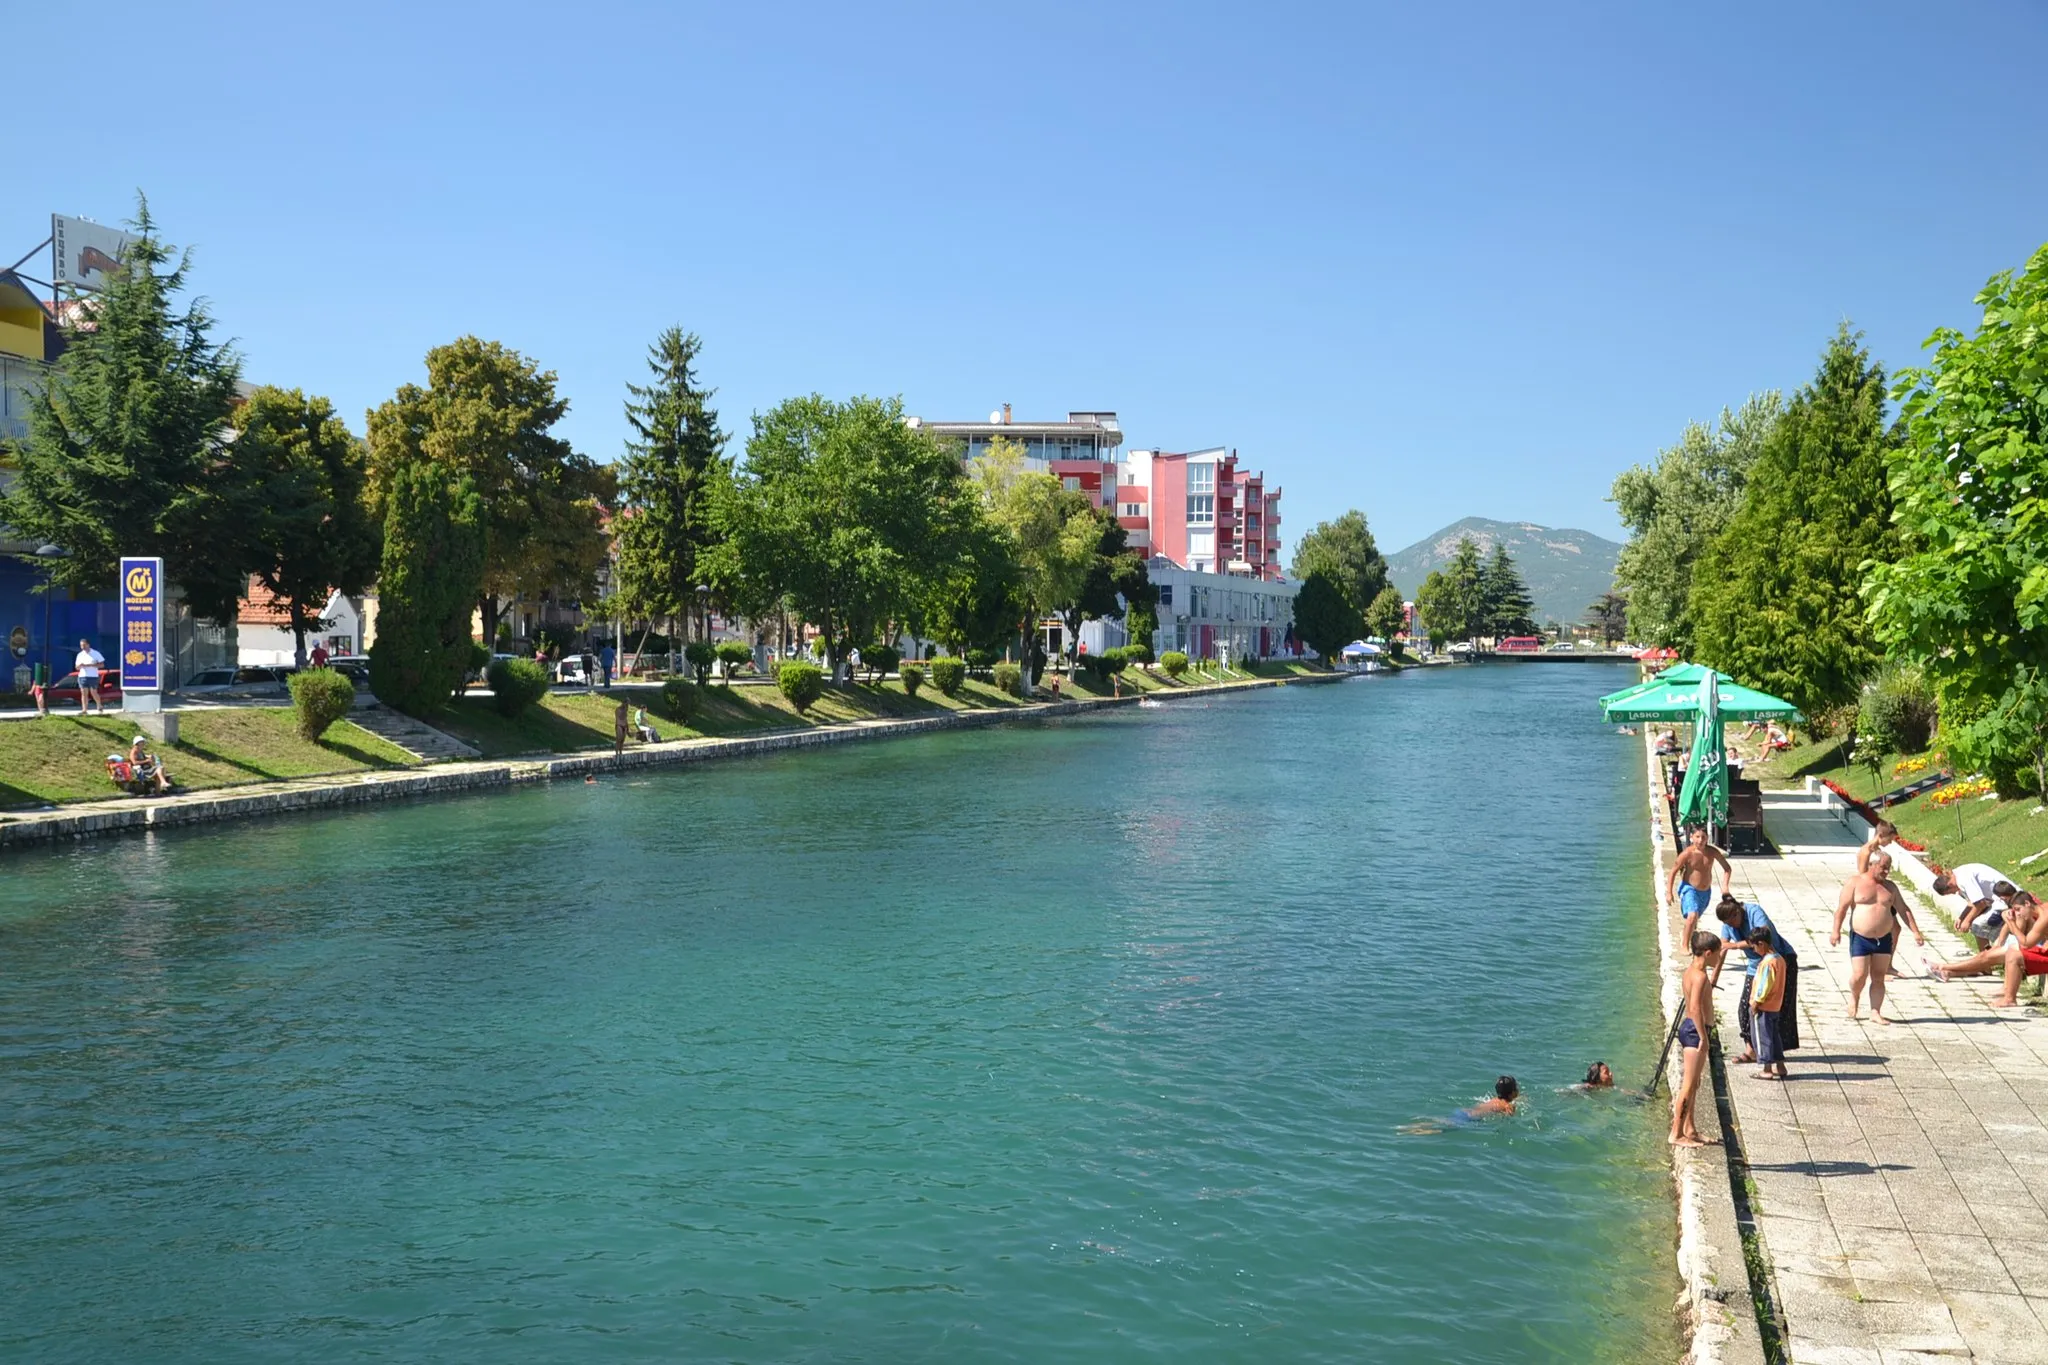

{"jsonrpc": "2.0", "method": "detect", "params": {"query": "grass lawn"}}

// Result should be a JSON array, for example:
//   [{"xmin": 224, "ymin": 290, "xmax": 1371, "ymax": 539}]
[
  {"xmin": 428, "ymin": 677, "xmax": 1028, "ymax": 758},
  {"xmin": 1743, "ymin": 732, "xmax": 2048, "ymax": 897},
  {"xmin": 0, "ymin": 708, "xmax": 416, "ymax": 810}
]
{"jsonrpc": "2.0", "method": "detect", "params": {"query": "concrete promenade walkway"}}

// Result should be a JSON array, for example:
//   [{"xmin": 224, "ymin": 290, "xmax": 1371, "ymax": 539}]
[{"xmin": 1718, "ymin": 790, "xmax": 2048, "ymax": 1362}]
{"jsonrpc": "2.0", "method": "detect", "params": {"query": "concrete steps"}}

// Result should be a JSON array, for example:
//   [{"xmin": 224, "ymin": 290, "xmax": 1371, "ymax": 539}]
[{"xmin": 348, "ymin": 704, "xmax": 479, "ymax": 762}]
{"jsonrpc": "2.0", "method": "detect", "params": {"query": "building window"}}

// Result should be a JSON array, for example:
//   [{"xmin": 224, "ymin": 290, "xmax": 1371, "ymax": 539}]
[
  {"xmin": 1061, "ymin": 476, "xmax": 1081, "ymax": 492},
  {"xmin": 1188, "ymin": 462, "xmax": 1214, "ymax": 493},
  {"xmin": 1187, "ymin": 494, "xmax": 1214, "ymax": 524},
  {"xmin": 1123, "ymin": 470, "xmax": 1137, "ymax": 485},
  {"xmin": 1157, "ymin": 585, "xmax": 1173, "ymax": 606},
  {"xmin": 1120, "ymin": 503, "xmax": 1142, "ymax": 518}
]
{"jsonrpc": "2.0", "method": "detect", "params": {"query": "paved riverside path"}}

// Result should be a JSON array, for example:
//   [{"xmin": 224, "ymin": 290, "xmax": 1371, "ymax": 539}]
[{"xmin": 1721, "ymin": 790, "xmax": 2048, "ymax": 1363}]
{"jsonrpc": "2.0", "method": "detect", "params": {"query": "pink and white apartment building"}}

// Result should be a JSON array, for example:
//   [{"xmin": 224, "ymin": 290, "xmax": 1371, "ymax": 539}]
[{"xmin": 1113, "ymin": 447, "xmax": 1283, "ymax": 580}]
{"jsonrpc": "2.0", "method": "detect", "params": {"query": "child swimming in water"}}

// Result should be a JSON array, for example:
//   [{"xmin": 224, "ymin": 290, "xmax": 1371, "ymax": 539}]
[
  {"xmin": 1574, "ymin": 1061, "xmax": 1614, "ymax": 1090},
  {"xmin": 1400, "ymin": 1076, "xmax": 1519, "ymax": 1134}
]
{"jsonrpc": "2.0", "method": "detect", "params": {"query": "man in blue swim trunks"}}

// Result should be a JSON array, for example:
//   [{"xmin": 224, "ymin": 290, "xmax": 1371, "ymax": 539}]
[
  {"xmin": 1668, "ymin": 826, "xmax": 1733, "ymax": 946},
  {"xmin": 1829, "ymin": 854, "xmax": 1926, "ymax": 1024}
]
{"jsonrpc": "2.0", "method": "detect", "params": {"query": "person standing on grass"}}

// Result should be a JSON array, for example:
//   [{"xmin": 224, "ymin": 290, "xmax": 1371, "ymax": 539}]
[
  {"xmin": 1749, "ymin": 927, "xmax": 1789, "ymax": 1080},
  {"xmin": 598, "ymin": 643, "xmax": 615, "ymax": 689},
  {"xmin": 1929, "ymin": 893, "xmax": 2047, "ymax": 1007},
  {"xmin": 1712, "ymin": 894, "xmax": 1800, "ymax": 1061},
  {"xmin": 74, "ymin": 638, "xmax": 106, "ymax": 715},
  {"xmin": 613, "ymin": 697, "xmax": 628, "ymax": 758},
  {"xmin": 1670, "ymin": 931, "xmax": 1724, "ymax": 1149},
  {"xmin": 1668, "ymin": 826, "xmax": 1733, "ymax": 945},
  {"xmin": 1830, "ymin": 853, "xmax": 1925, "ymax": 1023}
]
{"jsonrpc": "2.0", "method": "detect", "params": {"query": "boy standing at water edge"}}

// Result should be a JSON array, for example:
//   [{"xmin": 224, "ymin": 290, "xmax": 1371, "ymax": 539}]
[
  {"xmin": 1668, "ymin": 827, "xmax": 1732, "ymax": 944},
  {"xmin": 1748, "ymin": 927, "xmax": 1789, "ymax": 1080},
  {"xmin": 1670, "ymin": 932, "xmax": 1724, "ymax": 1149}
]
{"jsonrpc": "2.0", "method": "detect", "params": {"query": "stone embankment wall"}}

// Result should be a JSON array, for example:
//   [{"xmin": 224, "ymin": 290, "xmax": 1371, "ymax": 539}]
[
  {"xmin": 0, "ymin": 677, "xmax": 1338, "ymax": 853},
  {"xmin": 1641, "ymin": 734, "xmax": 1771, "ymax": 1365}
]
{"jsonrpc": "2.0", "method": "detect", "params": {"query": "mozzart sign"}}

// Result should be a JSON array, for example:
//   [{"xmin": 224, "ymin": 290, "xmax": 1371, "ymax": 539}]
[{"xmin": 120, "ymin": 556, "xmax": 163, "ymax": 692}]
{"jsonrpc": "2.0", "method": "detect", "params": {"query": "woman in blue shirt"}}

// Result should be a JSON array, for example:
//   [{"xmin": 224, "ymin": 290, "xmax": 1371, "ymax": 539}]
[{"xmin": 1713, "ymin": 893, "xmax": 1800, "ymax": 1060}]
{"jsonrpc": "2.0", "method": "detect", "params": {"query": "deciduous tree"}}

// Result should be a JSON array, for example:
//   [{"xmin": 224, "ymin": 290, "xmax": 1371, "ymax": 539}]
[
  {"xmin": 1289, "ymin": 510, "xmax": 1388, "ymax": 618},
  {"xmin": 970, "ymin": 435, "xmax": 1096, "ymax": 692},
  {"xmin": 1365, "ymin": 584, "xmax": 1407, "ymax": 651},
  {"xmin": 1414, "ymin": 536, "xmax": 1486, "ymax": 646},
  {"xmin": 1866, "ymin": 243, "xmax": 2048, "ymax": 789},
  {"xmin": 0, "ymin": 195, "xmax": 255, "ymax": 621},
  {"xmin": 1609, "ymin": 393, "xmax": 1781, "ymax": 651},
  {"xmin": 709, "ymin": 395, "xmax": 979, "ymax": 682},
  {"xmin": 234, "ymin": 387, "xmax": 381, "ymax": 667},
  {"xmin": 366, "ymin": 337, "xmax": 613, "ymax": 646},
  {"xmin": 1689, "ymin": 328, "xmax": 1898, "ymax": 715}
]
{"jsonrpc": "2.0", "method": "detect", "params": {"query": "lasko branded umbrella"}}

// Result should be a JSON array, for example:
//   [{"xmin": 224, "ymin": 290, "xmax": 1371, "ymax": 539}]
[
  {"xmin": 1676, "ymin": 672, "xmax": 1728, "ymax": 829},
  {"xmin": 1600, "ymin": 677, "xmax": 1800, "ymax": 725}
]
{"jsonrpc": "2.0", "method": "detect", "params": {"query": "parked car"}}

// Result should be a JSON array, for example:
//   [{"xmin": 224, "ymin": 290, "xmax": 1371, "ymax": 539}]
[
  {"xmin": 323, "ymin": 655, "xmax": 372, "ymax": 688},
  {"xmin": 555, "ymin": 654, "xmax": 595, "ymax": 686},
  {"xmin": 45, "ymin": 670, "xmax": 123, "ymax": 705},
  {"xmin": 181, "ymin": 665, "xmax": 292, "ymax": 697}
]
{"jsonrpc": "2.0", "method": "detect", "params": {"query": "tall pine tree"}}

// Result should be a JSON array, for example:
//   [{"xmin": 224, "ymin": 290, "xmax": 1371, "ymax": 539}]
[
  {"xmin": 1480, "ymin": 545, "xmax": 1537, "ymax": 639},
  {"xmin": 1689, "ymin": 327, "xmax": 1899, "ymax": 714},
  {"xmin": 0, "ymin": 196, "xmax": 255, "ymax": 621},
  {"xmin": 611, "ymin": 328, "xmax": 728, "ymax": 640}
]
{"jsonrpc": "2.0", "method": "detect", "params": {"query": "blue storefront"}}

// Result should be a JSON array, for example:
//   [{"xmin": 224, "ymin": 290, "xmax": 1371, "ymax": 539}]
[{"xmin": 0, "ymin": 551, "xmax": 118, "ymax": 695}]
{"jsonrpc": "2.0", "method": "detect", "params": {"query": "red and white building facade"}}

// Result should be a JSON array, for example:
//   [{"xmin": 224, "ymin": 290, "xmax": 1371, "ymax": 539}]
[{"xmin": 909, "ymin": 408, "xmax": 1300, "ymax": 661}]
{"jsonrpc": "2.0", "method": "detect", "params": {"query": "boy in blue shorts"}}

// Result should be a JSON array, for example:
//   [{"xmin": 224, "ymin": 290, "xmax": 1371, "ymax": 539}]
[{"xmin": 1668, "ymin": 827, "xmax": 1733, "ymax": 945}]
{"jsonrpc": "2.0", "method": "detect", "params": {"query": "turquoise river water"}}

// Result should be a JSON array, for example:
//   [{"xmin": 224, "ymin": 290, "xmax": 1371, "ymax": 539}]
[{"xmin": 1, "ymin": 663, "xmax": 1676, "ymax": 1363}]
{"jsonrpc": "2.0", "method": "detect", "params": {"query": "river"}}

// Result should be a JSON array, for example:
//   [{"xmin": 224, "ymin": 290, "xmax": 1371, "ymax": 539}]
[{"xmin": 0, "ymin": 663, "xmax": 1676, "ymax": 1363}]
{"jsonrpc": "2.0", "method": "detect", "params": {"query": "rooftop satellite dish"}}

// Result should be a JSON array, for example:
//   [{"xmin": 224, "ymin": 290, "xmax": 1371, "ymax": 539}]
[{"xmin": 989, "ymin": 410, "xmax": 1003, "ymax": 424}]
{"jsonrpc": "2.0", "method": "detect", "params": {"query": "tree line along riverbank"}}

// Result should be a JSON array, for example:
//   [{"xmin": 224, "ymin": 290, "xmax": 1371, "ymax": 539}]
[{"xmin": 0, "ymin": 660, "xmax": 1330, "ymax": 814}]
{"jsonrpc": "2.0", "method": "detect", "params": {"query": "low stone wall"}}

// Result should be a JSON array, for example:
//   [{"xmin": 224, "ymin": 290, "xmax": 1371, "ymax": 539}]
[
  {"xmin": 1641, "ymin": 734, "xmax": 1770, "ymax": 1365},
  {"xmin": 0, "ymin": 676, "xmax": 1316, "ymax": 853}
]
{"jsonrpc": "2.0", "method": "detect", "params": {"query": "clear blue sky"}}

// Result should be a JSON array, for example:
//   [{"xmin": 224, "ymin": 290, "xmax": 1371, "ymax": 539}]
[{"xmin": 14, "ymin": 0, "xmax": 2047, "ymax": 550}]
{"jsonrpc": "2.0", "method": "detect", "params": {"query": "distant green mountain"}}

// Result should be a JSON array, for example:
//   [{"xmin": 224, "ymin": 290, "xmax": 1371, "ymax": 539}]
[{"xmin": 1384, "ymin": 517, "xmax": 1621, "ymax": 627}]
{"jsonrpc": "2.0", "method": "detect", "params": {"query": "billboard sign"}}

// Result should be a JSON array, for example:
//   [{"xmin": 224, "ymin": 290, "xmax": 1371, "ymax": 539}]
[
  {"xmin": 53, "ymin": 214, "xmax": 137, "ymax": 290},
  {"xmin": 120, "ymin": 556, "xmax": 163, "ymax": 692}
]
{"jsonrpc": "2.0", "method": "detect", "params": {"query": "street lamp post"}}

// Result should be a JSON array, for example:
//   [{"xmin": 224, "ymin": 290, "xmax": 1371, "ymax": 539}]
[
  {"xmin": 30, "ymin": 544, "xmax": 66, "ymax": 689},
  {"xmin": 695, "ymin": 584, "xmax": 710, "ymax": 644}
]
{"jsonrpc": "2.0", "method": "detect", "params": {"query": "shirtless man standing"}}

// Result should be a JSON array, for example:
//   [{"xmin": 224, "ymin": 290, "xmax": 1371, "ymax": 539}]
[
  {"xmin": 1830, "ymin": 853, "xmax": 1927, "ymax": 1023},
  {"xmin": 1668, "ymin": 826, "xmax": 1733, "ymax": 945}
]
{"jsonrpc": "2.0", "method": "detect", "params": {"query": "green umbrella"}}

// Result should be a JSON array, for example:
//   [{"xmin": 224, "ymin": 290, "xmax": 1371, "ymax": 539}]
[
  {"xmin": 1598, "ymin": 661, "xmax": 1711, "ymax": 708},
  {"xmin": 1602, "ymin": 678, "xmax": 1800, "ymax": 724},
  {"xmin": 1676, "ymin": 672, "xmax": 1728, "ymax": 830}
]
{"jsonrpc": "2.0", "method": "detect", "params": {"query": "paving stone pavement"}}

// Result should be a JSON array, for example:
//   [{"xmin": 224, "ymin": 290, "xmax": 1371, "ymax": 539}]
[{"xmin": 1719, "ymin": 791, "xmax": 2048, "ymax": 1363}]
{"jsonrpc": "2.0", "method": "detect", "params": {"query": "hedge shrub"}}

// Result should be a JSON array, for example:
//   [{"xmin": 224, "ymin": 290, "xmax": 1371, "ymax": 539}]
[
  {"xmin": 684, "ymin": 640, "xmax": 717, "ymax": 685},
  {"xmin": 862, "ymin": 645, "xmax": 900, "ymax": 681},
  {"xmin": 660, "ymin": 678, "xmax": 700, "ymax": 723},
  {"xmin": 966, "ymin": 648, "xmax": 998, "ymax": 675},
  {"xmin": 929, "ymin": 656, "xmax": 966, "ymax": 697},
  {"xmin": 900, "ymin": 662, "xmax": 925, "ymax": 696},
  {"xmin": 1859, "ymin": 661, "xmax": 1937, "ymax": 756},
  {"xmin": 715, "ymin": 641, "xmax": 753, "ymax": 683},
  {"xmin": 486, "ymin": 657, "xmax": 552, "ymax": 717},
  {"xmin": 992, "ymin": 662, "xmax": 1023, "ymax": 697},
  {"xmin": 1161, "ymin": 651, "xmax": 1189, "ymax": 680},
  {"xmin": 468, "ymin": 640, "xmax": 492, "ymax": 675},
  {"xmin": 778, "ymin": 660, "xmax": 825, "ymax": 711},
  {"xmin": 289, "ymin": 667, "xmax": 357, "ymax": 741}
]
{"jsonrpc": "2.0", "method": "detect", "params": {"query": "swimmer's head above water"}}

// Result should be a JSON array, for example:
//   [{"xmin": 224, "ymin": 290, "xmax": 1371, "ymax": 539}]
[
  {"xmin": 1583, "ymin": 1061, "xmax": 1613, "ymax": 1087},
  {"xmin": 1494, "ymin": 1075, "xmax": 1519, "ymax": 1102}
]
